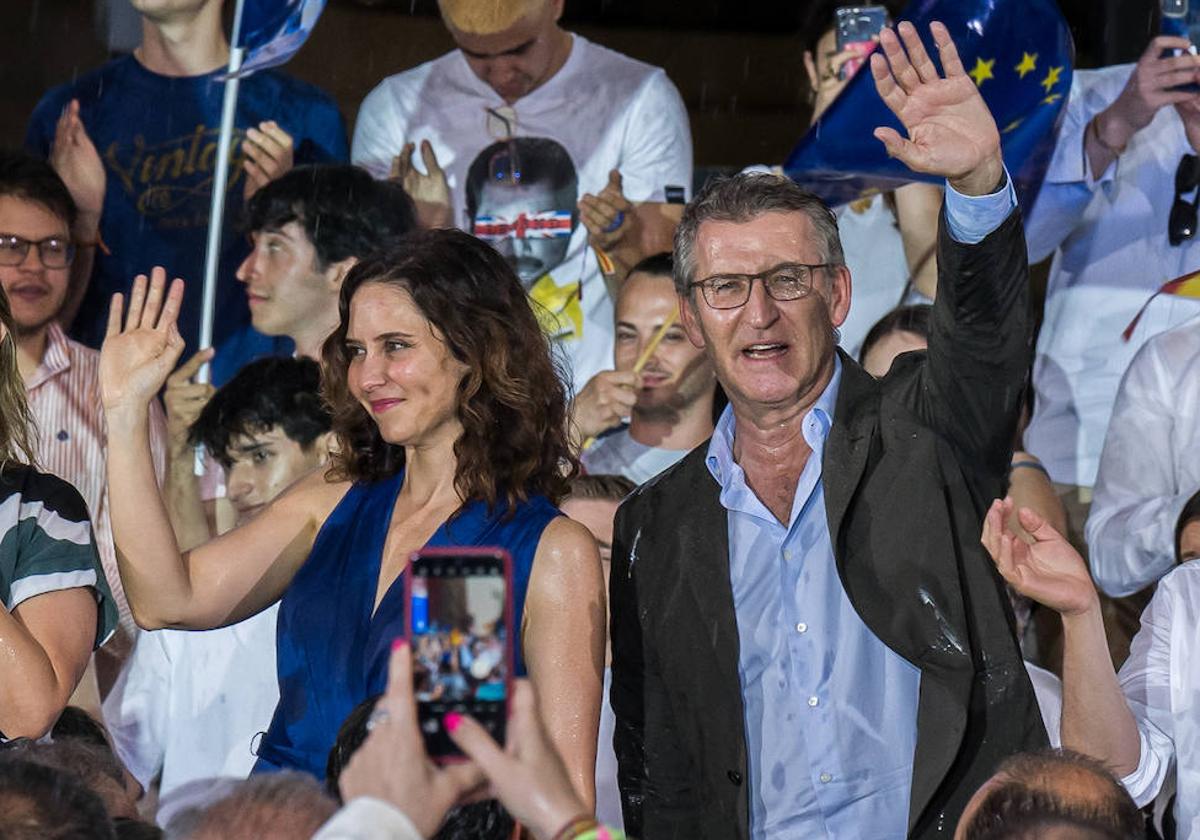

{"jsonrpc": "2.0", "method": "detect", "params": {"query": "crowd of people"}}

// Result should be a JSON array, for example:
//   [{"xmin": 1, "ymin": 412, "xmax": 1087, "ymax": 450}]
[{"xmin": 3, "ymin": 0, "xmax": 1200, "ymax": 837}]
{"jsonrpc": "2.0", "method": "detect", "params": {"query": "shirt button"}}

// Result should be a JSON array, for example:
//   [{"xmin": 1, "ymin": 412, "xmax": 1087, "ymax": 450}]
[
  {"xmin": 727, "ymin": 770, "xmax": 743, "ymax": 785},
  {"xmin": 795, "ymin": 622, "xmax": 808, "ymax": 634},
  {"xmin": 807, "ymin": 696, "xmax": 819, "ymax": 707},
  {"xmin": 783, "ymin": 549, "xmax": 792, "ymax": 560},
  {"xmin": 819, "ymin": 772, "xmax": 833, "ymax": 784}
]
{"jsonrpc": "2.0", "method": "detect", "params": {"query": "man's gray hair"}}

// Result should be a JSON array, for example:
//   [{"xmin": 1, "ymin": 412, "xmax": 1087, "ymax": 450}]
[
  {"xmin": 168, "ymin": 771, "xmax": 338, "ymax": 840},
  {"xmin": 673, "ymin": 172, "xmax": 846, "ymax": 295}
]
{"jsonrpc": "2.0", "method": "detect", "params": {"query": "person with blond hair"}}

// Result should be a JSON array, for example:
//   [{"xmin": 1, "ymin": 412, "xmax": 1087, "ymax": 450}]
[
  {"xmin": 352, "ymin": 0, "xmax": 693, "ymax": 395},
  {"xmin": 0, "ymin": 282, "xmax": 117, "ymax": 739}
]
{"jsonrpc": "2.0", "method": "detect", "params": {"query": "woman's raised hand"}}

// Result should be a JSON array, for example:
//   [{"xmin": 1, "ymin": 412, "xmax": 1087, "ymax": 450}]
[
  {"xmin": 99, "ymin": 267, "xmax": 186, "ymax": 413},
  {"xmin": 981, "ymin": 498, "xmax": 1099, "ymax": 618}
]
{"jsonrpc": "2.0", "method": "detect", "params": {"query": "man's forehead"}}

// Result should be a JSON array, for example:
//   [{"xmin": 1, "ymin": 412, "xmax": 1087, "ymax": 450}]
[
  {"xmin": 617, "ymin": 272, "xmax": 675, "ymax": 316},
  {"xmin": 228, "ymin": 425, "xmax": 290, "ymax": 451},
  {"xmin": 695, "ymin": 212, "xmax": 824, "ymax": 274},
  {"xmin": 254, "ymin": 220, "xmax": 309, "ymax": 244},
  {"xmin": 0, "ymin": 194, "xmax": 70, "ymax": 237}
]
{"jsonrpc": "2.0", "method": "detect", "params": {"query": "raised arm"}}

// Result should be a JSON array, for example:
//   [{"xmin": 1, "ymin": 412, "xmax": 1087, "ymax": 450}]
[
  {"xmin": 521, "ymin": 516, "xmax": 605, "ymax": 810},
  {"xmin": 100, "ymin": 269, "xmax": 347, "ymax": 630},
  {"xmin": 871, "ymin": 22, "xmax": 1029, "ymax": 485},
  {"xmin": 981, "ymin": 498, "xmax": 1140, "ymax": 775}
]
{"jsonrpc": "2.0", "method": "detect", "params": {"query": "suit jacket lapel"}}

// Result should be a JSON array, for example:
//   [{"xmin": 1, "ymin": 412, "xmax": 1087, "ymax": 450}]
[
  {"xmin": 676, "ymin": 452, "xmax": 743, "ymax": 698},
  {"xmin": 824, "ymin": 351, "xmax": 876, "ymax": 541}
]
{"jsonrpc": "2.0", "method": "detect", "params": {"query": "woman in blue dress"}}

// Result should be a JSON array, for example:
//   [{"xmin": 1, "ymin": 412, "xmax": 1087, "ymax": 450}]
[{"xmin": 97, "ymin": 229, "xmax": 605, "ymax": 807}]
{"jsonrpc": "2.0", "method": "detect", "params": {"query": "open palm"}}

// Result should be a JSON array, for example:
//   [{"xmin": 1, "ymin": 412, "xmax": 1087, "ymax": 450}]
[
  {"xmin": 871, "ymin": 21, "xmax": 1003, "ymax": 191},
  {"xmin": 981, "ymin": 499, "xmax": 1098, "ymax": 617},
  {"xmin": 99, "ymin": 267, "xmax": 187, "ymax": 412}
]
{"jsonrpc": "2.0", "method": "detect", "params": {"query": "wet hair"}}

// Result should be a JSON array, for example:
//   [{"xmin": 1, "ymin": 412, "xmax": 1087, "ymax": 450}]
[
  {"xmin": 565, "ymin": 474, "xmax": 636, "ymax": 505},
  {"xmin": 0, "ymin": 756, "xmax": 115, "ymax": 840},
  {"xmin": 0, "ymin": 286, "xmax": 37, "ymax": 468},
  {"xmin": 171, "ymin": 771, "xmax": 337, "ymax": 840},
  {"xmin": 858, "ymin": 304, "xmax": 933, "ymax": 366},
  {"xmin": 322, "ymin": 228, "xmax": 577, "ymax": 508},
  {"xmin": 674, "ymin": 173, "xmax": 844, "ymax": 295},
  {"xmin": 188, "ymin": 356, "xmax": 331, "ymax": 469},
  {"xmin": 464, "ymin": 137, "xmax": 579, "ymax": 223},
  {"xmin": 243, "ymin": 164, "xmax": 416, "ymax": 270},
  {"xmin": 1175, "ymin": 487, "xmax": 1200, "ymax": 564},
  {"xmin": 324, "ymin": 694, "xmax": 380, "ymax": 801},
  {"xmin": 961, "ymin": 749, "xmax": 1144, "ymax": 840},
  {"xmin": 112, "ymin": 820, "xmax": 163, "ymax": 840},
  {"xmin": 0, "ymin": 150, "xmax": 76, "ymax": 231}
]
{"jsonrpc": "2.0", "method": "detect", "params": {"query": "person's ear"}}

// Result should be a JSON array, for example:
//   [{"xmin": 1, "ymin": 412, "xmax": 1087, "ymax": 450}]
[
  {"xmin": 312, "ymin": 430, "xmax": 337, "ymax": 464},
  {"xmin": 550, "ymin": 0, "xmax": 565, "ymax": 24},
  {"xmin": 677, "ymin": 292, "xmax": 708, "ymax": 350},
  {"xmin": 826, "ymin": 265, "xmax": 852, "ymax": 329},
  {"xmin": 324, "ymin": 256, "xmax": 358, "ymax": 292},
  {"xmin": 804, "ymin": 50, "xmax": 819, "ymax": 91}
]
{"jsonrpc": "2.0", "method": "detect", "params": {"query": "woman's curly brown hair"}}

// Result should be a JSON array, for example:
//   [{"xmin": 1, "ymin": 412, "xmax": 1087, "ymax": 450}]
[
  {"xmin": 0, "ymin": 286, "xmax": 37, "ymax": 469},
  {"xmin": 321, "ymin": 228, "xmax": 577, "ymax": 510}
]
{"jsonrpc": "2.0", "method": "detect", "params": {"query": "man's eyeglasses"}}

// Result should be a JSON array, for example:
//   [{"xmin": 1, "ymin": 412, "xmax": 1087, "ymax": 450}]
[
  {"xmin": 0, "ymin": 233, "xmax": 75, "ymax": 269},
  {"xmin": 1170, "ymin": 154, "xmax": 1200, "ymax": 246},
  {"xmin": 689, "ymin": 262, "xmax": 831, "ymax": 310}
]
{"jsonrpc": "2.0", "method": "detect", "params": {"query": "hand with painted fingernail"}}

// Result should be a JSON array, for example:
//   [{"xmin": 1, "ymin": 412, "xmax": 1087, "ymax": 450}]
[
  {"xmin": 339, "ymin": 639, "xmax": 485, "ymax": 837},
  {"xmin": 446, "ymin": 680, "xmax": 589, "ymax": 840}
]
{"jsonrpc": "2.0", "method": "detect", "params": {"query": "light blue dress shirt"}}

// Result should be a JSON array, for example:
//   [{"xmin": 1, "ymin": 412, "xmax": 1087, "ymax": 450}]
[{"xmin": 704, "ymin": 174, "xmax": 1016, "ymax": 839}]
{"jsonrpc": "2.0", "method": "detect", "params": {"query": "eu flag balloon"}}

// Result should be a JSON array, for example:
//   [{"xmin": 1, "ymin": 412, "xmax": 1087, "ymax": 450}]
[
  {"xmin": 232, "ymin": 0, "xmax": 327, "ymax": 78},
  {"xmin": 784, "ymin": 0, "xmax": 1074, "ymax": 211}
]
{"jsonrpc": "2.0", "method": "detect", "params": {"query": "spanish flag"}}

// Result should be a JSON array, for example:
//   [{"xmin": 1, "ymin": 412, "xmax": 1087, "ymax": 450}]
[{"xmin": 1122, "ymin": 270, "xmax": 1200, "ymax": 340}]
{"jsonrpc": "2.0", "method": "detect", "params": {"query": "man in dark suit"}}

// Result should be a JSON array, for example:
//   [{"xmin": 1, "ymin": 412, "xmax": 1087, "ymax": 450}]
[{"xmin": 609, "ymin": 21, "xmax": 1047, "ymax": 839}]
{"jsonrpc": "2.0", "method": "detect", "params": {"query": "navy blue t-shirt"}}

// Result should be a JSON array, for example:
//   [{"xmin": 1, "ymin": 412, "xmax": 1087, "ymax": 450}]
[{"xmin": 26, "ymin": 56, "xmax": 348, "ymax": 359}]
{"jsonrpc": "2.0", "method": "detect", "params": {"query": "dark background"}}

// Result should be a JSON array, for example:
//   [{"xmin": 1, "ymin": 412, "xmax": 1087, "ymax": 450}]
[{"xmin": 0, "ymin": 0, "xmax": 1163, "ymax": 167}]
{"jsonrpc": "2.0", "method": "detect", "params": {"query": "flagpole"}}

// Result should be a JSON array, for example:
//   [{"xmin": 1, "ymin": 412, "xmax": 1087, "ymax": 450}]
[
  {"xmin": 197, "ymin": 0, "xmax": 248, "ymax": 385},
  {"xmin": 194, "ymin": 0, "xmax": 247, "ymax": 477}
]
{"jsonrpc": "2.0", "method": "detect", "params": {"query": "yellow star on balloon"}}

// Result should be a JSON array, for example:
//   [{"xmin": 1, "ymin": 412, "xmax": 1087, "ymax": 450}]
[
  {"xmin": 1042, "ymin": 92, "xmax": 1063, "ymax": 105},
  {"xmin": 1003, "ymin": 117, "xmax": 1025, "ymax": 134},
  {"xmin": 1015, "ymin": 52, "xmax": 1038, "ymax": 79},
  {"xmin": 1041, "ymin": 66, "xmax": 1063, "ymax": 93},
  {"xmin": 969, "ymin": 57, "xmax": 996, "ymax": 87}
]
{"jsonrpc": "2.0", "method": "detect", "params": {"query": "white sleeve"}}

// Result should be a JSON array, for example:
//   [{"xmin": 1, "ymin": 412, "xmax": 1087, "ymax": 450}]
[
  {"xmin": 1024, "ymin": 66, "xmax": 1130, "ymax": 263},
  {"xmin": 101, "ymin": 631, "xmax": 171, "ymax": 791},
  {"xmin": 1085, "ymin": 338, "xmax": 1185, "ymax": 597},
  {"xmin": 1118, "ymin": 579, "xmax": 1177, "ymax": 805},
  {"xmin": 352, "ymin": 81, "xmax": 406, "ymax": 180},
  {"xmin": 613, "ymin": 70, "xmax": 693, "ymax": 203},
  {"xmin": 312, "ymin": 798, "xmax": 424, "ymax": 840}
]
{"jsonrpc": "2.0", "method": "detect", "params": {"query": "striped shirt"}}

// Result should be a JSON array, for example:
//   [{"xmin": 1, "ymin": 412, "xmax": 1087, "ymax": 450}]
[
  {"xmin": 25, "ymin": 323, "xmax": 168, "ymax": 658},
  {"xmin": 0, "ymin": 463, "xmax": 117, "ymax": 648}
]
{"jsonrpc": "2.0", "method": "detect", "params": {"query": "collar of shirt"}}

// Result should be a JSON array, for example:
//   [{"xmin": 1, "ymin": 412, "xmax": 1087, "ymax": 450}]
[
  {"xmin": 26, "ymin": 322, "xmax": 73, "ymax": 391},
  {"xmin": 705, "ymin": 355, "xmax": 842, "ymax": 526}
]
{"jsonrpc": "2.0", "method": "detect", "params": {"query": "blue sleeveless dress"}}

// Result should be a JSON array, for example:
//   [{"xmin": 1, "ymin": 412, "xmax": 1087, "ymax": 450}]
[{"xmin": 253, "ymin": 470, "xmax": 560, "ymax": 777}]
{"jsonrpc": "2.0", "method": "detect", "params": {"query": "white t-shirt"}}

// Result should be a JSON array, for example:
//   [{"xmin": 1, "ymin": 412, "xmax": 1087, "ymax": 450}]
[
  {"xmin": 102, "ymin": 605, "xmax": 280, "ymax": 826},
  {"xmin": 582, "ymin": 426, "xmax": 690, "ymax": 485},
  {"xmin": 352, "ymin": 35, "xmax": 693, "ymax": 394}
]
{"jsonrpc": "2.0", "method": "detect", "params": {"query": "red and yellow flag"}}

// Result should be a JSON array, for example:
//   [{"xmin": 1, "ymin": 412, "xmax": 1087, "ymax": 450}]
[{"xmin": 1122, "ymin": 270, "xmax": 1200, "ymax": 340}]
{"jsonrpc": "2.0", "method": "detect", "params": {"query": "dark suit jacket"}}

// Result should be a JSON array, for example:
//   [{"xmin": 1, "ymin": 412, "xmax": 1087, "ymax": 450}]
[{"xmin": 608, "ymin": 208, "xmax": 1048, "ymax": 839}]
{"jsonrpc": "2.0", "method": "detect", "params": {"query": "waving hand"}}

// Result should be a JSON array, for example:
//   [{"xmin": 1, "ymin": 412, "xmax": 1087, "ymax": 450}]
[
  {"xmin": 100, "ymin": 268, "xmax": 186, "ymax": 413},
  {"xmin": 871, "ymin": 21, "xmax": 1004, "ymax": 195}
]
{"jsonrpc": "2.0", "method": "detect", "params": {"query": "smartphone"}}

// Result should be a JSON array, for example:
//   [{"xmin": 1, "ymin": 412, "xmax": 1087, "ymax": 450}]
[
  {"xmin": 1163, "ymin": 0, "xmax": 1200, "ymax": 92},
  {"xmin": 405, "ymin": 547, "xmax": 514, "ymax": 762},
  {"xmin": 835, "ymin": 5, "xmax": 889, "ymax": 81}
]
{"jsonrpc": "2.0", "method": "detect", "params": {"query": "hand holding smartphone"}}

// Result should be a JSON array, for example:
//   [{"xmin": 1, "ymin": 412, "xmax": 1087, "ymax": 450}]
[
  {"xmin": 1162, "ymin": 0, "xmax": 1200, "ymax": 92},
  {"xmin": 835, "ymin": 5, "xmax": 890, "ymax": 81},
  {"xmin": 405, "ymin": 547, "xmax": 514, "ymax": 763}
]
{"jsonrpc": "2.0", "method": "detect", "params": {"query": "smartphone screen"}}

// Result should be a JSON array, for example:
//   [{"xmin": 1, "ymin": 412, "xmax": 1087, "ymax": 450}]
[
  {"xmin": 406, "ymin": 548, "xmax": 512, "ymax": 760},
  {"xmin": 835, "ymin": 5, "xmax": 889, "ymax": 81},
  {"xmin": 1163, "ymin": 0, "xmax": 1200, "ymax": 91}
]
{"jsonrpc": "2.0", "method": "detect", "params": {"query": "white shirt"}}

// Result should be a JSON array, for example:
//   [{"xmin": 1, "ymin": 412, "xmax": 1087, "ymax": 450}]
[
  {"xmin": 581, "ymin": 426, "xmax": 690, "ymax": 485},
  {"xmin": 1085, "ymin": 314, "xmax": 1200, "ymax": 596},
  {"xmin": 1118, "ymin": 560, "xmax": 1200, "ymax": 837},
  {"xmin": 102, "ymin": 604, "xmax": 280, "ymax": 826},
  {"xmin": 836, "ymin": 194, "xmax": 914, "ymax": 357},
  {"xmin": 313, "ymin": 798, "xmax": 423, "ymax": 840},
  {"xmin": 351, "ymin": 35, "xmax": 693, "ymax": 394},
  {"xmin": 1023, "ymin": 64, "xmax": 1200, "ymax": 487}
]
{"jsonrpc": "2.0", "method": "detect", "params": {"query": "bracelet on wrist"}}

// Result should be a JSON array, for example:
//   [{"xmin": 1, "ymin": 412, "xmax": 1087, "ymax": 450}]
[{"xmin": 1089, "ymin": 115, "xmax": 1127, "ymax": 157}]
